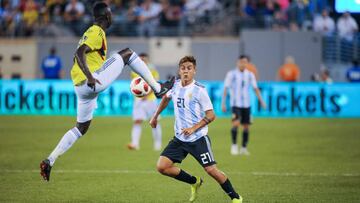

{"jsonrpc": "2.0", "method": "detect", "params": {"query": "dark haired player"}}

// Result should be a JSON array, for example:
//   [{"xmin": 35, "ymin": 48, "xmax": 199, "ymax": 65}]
[{"xmin": 40, "ymin": 2, "xmax": 174, "ymax": 181}]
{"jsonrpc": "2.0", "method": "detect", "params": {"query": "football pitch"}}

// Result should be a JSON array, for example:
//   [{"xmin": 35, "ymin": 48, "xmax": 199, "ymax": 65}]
[{"xmin": 0, "ymin": 116, "xmax": 359, "ymax": 203}]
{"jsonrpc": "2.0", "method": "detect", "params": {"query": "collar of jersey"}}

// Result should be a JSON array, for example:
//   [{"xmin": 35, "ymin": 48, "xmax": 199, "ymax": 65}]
[{"xmin": 180, "ymin": 80, "xmax": 195, "ymax": 88}]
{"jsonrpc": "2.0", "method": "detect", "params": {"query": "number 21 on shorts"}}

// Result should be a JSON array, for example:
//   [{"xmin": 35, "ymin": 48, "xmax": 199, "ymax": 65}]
[{"xmin": 200, "ymin": 152, "xmax": 213, "ymax": 164}]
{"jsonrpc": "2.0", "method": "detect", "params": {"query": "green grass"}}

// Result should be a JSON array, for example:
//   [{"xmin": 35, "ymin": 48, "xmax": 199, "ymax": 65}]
[{"xmin": 0, "ymin": 116, "xmax": 359, "ymax": 202}]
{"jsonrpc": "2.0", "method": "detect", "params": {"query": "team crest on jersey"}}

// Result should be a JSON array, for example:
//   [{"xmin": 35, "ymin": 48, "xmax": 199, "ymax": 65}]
[{"xmin": 188, "ymin": 93, "xmax": 192, "ymax": 99}]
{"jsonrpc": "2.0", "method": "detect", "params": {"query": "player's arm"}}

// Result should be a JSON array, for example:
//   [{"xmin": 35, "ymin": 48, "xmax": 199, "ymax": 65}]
[
  {"xmin": 149, "ymin": 96, "xmax": 171, "ymax": 128},
  {"xmin": 74, "ymin": 44, "xmax": 101, "ymax": 91},
  {"xmin": 251, "ymin": 72, "xmax": 266, "ymax": 109},
  {"xmin": 181, "ymin": 109, "xmax": 216, "ymax": 136},
  {"xmin": 221, "ymin": 87, "xmax": 228, "ymax": 112}
]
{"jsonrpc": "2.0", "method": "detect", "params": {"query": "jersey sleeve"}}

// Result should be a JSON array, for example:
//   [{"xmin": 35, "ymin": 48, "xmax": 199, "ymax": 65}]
[
  {"xmin": 250, "ymin": 72, "xmax": 258, "ymax": 89},
  {"xmin": 81, "ymin": 27, "xmax": 103, "ymax": 51},
  {"xmin": 199, "ymin": 88, "xmax": 213, "ymax": 111},
  {"xmin": 224, "ymin": 71, "xmax": 232, "ymax": 88}
]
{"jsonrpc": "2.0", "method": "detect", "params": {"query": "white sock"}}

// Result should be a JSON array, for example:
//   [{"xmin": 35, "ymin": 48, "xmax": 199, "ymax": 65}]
[
  {"xmin": 128, "ymin": 52, "xmax": 161, "ymax": 93},
  {"xmin": 152, "ymin": 124, "xmax": 162, "ymax": 150},
  {"xmin": 131, "ymin": 124, "xmax": 142, "ymax": 148},
  {"xmin": 48, "ymin": 127, "xmax": 82, "ymax": 166}
]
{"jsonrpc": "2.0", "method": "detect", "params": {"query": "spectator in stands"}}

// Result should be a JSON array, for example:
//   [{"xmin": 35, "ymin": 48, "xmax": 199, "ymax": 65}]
[
  {"xmin": 64, "ymin": 0, "xmax": 85, "ymax": 36},
  {"xmin": 41, "ymin": 47, "xmax": 64, "ymax": 79},
  {"xmin": 137, "ymin": 0, "xmax": 162, "ymax": 37},
  {"xmin": 277, "ymin": 56, "xmax": 300, "ymax": 82},
  {"xmin": 20, "ymin": 0, "xmax": 39, "ymax": 36},
  {"xmin": 337, "ymin": 12, "xmax": 358, "ymax": 42},
  {"xmin": 159, "ymin": 0, "xmax": 182, "ymax": 34},
  {"xmin": 346, "ymin": 60, "xmax": 360, "ymax": 82},
  {"xmin": 48, "ymin": 0, "xmax": 66, "ymax": 24},
  {"xmin": 272, "ymin": 11, "xmax": 288, "ymax": 31},
  {"xmin": 287, "ymin": 0, "xmax": 311, "ymax": 29},
  {"xmin": 0, "ymin": 0, "xmax": 16, "ymax": 36},
  {"xmin": 124, "ymin": 0, "xmax": 142, "ymax": 36},
  {"xmin": 313, "ymin": 9, "xmax": 335, "ymax": 37}
]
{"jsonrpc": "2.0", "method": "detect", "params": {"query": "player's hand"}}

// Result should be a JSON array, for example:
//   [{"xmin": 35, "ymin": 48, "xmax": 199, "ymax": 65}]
[
  {"xmin": 149, "ymin": 116, "xmax": 158, "ymax": 128},
  {"xmin": 87, "ymin": 77, "xmax": 101, "ymax": 91},
  {"xmin": 181, "ymin": 127, "xmax": 196, "ymax": 136},
  {"xmin": 221, "ymin": 103, "xmax": 227, "ymax": 113}
]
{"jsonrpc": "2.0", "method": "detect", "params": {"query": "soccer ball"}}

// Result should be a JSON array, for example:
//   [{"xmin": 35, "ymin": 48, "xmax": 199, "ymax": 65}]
[{"xmin": 130, "ymin": 77, "xmax": 151, "ymax": 97}]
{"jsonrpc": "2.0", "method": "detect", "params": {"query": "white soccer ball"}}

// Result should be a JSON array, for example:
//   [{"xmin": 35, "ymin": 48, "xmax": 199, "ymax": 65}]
[{"xmin": 130, "ymin": 77, "xmax": 151, "ymax": 97}]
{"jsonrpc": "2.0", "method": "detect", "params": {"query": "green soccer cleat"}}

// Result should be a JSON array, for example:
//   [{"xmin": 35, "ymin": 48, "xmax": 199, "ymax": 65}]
[
  {"xmin": 189, "ymin": 177, "xmax": 203, "ymax": 202},
  {"xmin": 232, "ymin": 196, "xmax": 243, "ymax": 203}
]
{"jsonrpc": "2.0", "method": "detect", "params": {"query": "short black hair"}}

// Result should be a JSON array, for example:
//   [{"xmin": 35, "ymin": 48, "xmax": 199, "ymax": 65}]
[
  {"xmin": 139, "ymin": 53, "xmax": 149, "ymax": 58},
  {"xmin": 239, "ymin": 55, "xmax": 250, "ymax": 61},
  {"xmin": 93, "ymin": 2, "xmax": 109, "ymax": 18}
]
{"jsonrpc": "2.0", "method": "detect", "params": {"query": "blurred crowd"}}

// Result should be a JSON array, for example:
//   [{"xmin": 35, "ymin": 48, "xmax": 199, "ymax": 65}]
[{"xmin": 0, "ymin": 0, "xmax": 359, "ymax": 38}]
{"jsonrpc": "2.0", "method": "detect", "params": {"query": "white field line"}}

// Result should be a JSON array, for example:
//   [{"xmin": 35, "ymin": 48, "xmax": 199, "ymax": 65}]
[{"xmin": 0, "ymin": 169, "xmax": 359, "ymax": 177}]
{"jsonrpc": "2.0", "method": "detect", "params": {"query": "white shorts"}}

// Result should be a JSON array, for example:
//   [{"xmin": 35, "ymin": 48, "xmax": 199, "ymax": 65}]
[
  {"xmin": 132, "ymin": 99, "xmax": 158, "ymax": 121},
  {"xmin": 74, "ymin": 53, "xmax": 125, "ymax": 123}
]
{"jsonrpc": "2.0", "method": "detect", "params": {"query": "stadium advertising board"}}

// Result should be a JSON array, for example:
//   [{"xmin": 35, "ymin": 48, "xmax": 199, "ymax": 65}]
[{"xmin": 0, "ymin": 80, "xmax": 359, "ymax": 117}]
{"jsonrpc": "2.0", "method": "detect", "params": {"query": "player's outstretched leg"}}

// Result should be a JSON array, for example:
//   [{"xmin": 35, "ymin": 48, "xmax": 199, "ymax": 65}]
[
  {"xmin": 157, "ymin": 156, "xmax": 202, "ymax": 202},
  {"xmin": 204, "ymin": 165, "xmax": 242, "ymax": 202},
  {"xmin": 118, "ymin": 48, "xmax": 175, "ymax": 98},
  {"xmin": 40, "ymin": 121, "xmax": 90, "ymax": 181}
]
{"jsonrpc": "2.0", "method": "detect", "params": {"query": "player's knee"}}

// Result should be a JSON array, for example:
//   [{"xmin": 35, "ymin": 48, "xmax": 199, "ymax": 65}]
[
  {"xmin": 76, "ymin": 121, "xmax": 91, "ymax": 135},
  {"xmin": 156, "ymin": 164, "xmax": 168, "ymax": 175},
  {"xmin": 118, "ymin": 47, "xmax": 133, "ymax": 64},
  {"xmin": 204, "ymin": 165, "xmax": 216, "ymax": 175},
  {"xmin": 134, "ymin": 120, "xmax": 143, "ymax": 125}
]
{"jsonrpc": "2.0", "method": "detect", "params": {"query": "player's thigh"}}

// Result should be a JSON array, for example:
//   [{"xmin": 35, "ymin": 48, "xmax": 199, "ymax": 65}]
[
  {"xmin": 93, "ymin": 53, "xmax": 125, "ymax": 92},
  {"xmin": 240, "ymin": 107, "xmax": 251, "ymax": 125},
  {"xmin": 160, "ymin": 137, "xmax": 188, "ymax": 164},
  {"xmin": 188, "ymin": 136, "xmax": 216, "ymax": 167},
  {"xmin": 132, "ymin": 99, "xmax": 148, "ymax": 121},
  {"xmin": 75, "ymin": 85, "xmax": 98, "ymax": 123},
  {"xmin": 231, "ymin": 107, "xmax": 241, "ymax": 126}
]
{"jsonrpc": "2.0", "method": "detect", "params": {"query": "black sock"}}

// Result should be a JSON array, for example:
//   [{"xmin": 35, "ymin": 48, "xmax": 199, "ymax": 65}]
[
  {"xmin": 174, "ymin": 169, "xmax": 197, "ymax": 184},
  {"xmin": 231, "ymin": 127, "xmax": 238, "ymax": 144},
  {"xmin": 220, "ymin": 179, "xmax": 240, "ymax": 199},
  {"xmin": 242, "ymin": 129, "xmax": 249, "ymax": 147}
]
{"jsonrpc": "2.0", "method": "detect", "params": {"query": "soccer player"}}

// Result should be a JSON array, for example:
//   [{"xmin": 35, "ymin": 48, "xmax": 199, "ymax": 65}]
[
  {"xmin": 127, "ymin": 53, "xmax": 162, "ymax": 151},
  {"xmin": 150, "ymin": 56, "xmax": 242, "ymax": 203},
  {"xmin": 40, "ymin": 2, "xmax": 174, "ymax": 182},
  {"xmin": 221, "ymin": 55, "xmax": 266, "ymax": 155}
]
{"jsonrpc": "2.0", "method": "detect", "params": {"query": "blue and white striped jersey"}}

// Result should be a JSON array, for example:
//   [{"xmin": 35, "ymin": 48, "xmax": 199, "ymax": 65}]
[
  {"xmin": 166, "ymin": 80, "xmax": 213, "ymax": 142},
  {"xmin": 224, "ymin": 69, "xmax": 258, "ymax": 108}
]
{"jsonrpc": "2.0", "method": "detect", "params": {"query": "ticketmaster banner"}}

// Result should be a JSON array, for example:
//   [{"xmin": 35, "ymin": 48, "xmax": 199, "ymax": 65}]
[{"xmin": 0, "ymin": 80, "xmax": 359, "ymax": 117}]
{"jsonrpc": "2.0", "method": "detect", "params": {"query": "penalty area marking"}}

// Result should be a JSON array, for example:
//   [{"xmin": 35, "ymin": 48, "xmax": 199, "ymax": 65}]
[{"xmin": 0, "ymin": 169, "xmax": 359, "ymax": 177}]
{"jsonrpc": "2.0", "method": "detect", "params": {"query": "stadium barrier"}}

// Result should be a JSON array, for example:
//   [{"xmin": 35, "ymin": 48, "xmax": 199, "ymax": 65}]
[{"xmin": 0, "ymin": 80, "xmax": 359, "ymax": 118}]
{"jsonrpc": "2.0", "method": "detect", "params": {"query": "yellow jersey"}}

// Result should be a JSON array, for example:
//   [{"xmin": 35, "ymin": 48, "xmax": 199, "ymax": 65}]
[
  {"xmin": 131, "ymin": 65, "xmax": 159, "ymax": 101},
  {"xmin": 71, "ymin": 25, "xmax": 107, "ymax": 85}
]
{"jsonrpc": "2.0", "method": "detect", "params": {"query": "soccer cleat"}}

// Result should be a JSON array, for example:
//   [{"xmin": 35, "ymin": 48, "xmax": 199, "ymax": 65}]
[
  {"xmin": 231, "ymin": 144, "xmax": 239, "ymax": 155},
  {"xmin": 189, "ymin": 177, "xmax": 203, "ymax": 202},
  {"xmin": 154, "ymin": 76, "xmax": 175, "ymax": 98},
  {"xmin": 40, "ymin": 159, "xmax": 52, "ymax": 181},
  {"xmin": 239, "ymin": 147, "xmax": 250, "ymax": 156},
  {"xmin": 232, "ymin": 196, "xmax": 243, "ymax": 203},
  {"xmin": 127, "ymin": 143, "xmax": 139, "ymax": 150}
]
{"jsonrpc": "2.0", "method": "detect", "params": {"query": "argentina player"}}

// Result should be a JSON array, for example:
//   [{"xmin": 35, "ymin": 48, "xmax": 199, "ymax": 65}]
[
  {"xmin": 150, "ymin": 56, "xmax": 242, "ymax": 203},
  {"xmin": 222, "ymin": 55, "xmax": 266, "ymax": 155}
]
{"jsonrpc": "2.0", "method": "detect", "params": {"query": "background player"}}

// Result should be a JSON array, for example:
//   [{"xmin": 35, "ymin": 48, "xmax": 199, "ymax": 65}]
[
  {"xmin": 222, "ymin": 55, "xmax": 266, "ymax": 155},
  {"xmin": 127, "ymin": 53, "xmax": 162, "ymax": 151},
  {"xmin": 150, "ymin": 56, "xmax": 242, "ymax": 203},
  {"xmin": 40, "ymin": 2, "xmax": 174, "ymax": 181}
]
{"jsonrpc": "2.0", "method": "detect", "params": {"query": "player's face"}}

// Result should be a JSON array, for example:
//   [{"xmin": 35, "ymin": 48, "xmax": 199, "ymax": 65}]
[
  {"xmin": 179, "ymin": 62, "xmax": 196, "ymax": 83},
  {"xmin": 237, "ymin": 58, "xmax": 248, "ymax": 71}
]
